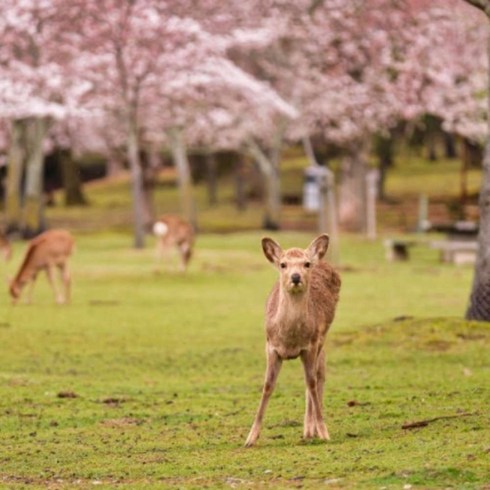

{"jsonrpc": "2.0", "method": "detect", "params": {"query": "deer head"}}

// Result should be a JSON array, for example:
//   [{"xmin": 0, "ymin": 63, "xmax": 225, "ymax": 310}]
[{"xmin": 262, "ymin": 234, "xmax": 330, "ymax": 294}]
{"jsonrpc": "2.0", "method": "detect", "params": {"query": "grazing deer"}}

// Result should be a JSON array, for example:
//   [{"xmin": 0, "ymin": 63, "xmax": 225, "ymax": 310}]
[
  {"xmin": 9, "ymin": 229, "xmax": 75, "ymax": 305},
  {"xmin": 153, "ymin": 215, "xmax": 195, "ymax": 272},
  {"xmin": 0, "ymin": 233, "xmax": 12, "ymax": 262},
  {"xmin": 245, "ymin": 234, "xmax": 341, "ymax": 447}
]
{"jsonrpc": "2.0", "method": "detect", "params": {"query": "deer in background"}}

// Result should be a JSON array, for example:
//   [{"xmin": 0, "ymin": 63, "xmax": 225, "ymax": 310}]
[
  {"xmin": 153, "ymin": 215, "xmax": 195, "ymax": 272},
  {"xmin": 245, "ymin": 234, "xmax": 341, "ymax": 447},
  {"xmin": 9, "ymin": 229, "xmax": 75, "ymax": 305},
  {"xmin": 0, "ymin": 233, "xmax": 12, "ymax": 262}
]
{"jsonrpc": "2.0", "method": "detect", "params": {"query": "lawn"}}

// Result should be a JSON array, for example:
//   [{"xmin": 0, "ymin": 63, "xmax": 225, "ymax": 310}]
[{"xmin": 0, "ymin": 231, "xmax": 488, "ymax": 489}]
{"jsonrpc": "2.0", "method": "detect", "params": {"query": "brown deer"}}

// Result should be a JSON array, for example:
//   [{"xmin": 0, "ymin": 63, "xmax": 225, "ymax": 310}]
[
  {"xmin": 0, "ymin": 233, "xmax": 12, "ymax": 262},
  {"xmin": 9, "ymin": 229, "xmax": 75, "ymax": 305},
  {"xmin": 153, "ymin": 215, "xmax": 195, "ymax": 272},
  {"xmin": 245, "ymin": 234, "xmax": 341, "ymax": 447}
]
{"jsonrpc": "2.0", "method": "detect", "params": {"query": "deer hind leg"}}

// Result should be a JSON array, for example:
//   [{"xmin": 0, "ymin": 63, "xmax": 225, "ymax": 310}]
[
  {"xmin": 178, "ymin": 242, "xmax": 192, "ymax": 272},
  {"xmin": 315, "ymin": 347, "xmax": 327, "ymax": 438},
  {"xmin": 59, "ymin": 263, "xmax": 71, "ymax": 304},
  {"xmin": 304, "ymin": 347, "xmax": 326, "ymax": 439},
  {"xmin": 301, "ymin": 348, "xmax": 330, "ymax": 441},
  {"xmin": 245, "ymin": 349, "xmax": 282, "ymax": 447}
]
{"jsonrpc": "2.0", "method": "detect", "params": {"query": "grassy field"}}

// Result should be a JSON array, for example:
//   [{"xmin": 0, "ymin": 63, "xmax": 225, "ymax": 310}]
[{"xmin": 0, "ymin": 231, "xmax": 488, "ymax": 489}]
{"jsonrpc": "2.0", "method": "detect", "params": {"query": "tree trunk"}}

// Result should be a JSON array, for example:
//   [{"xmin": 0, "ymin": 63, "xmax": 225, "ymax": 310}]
[
  {"xmin": 127, "ymin": 118, "xmax": 146, "ymax": 248},
  {"xmin": 465, "ymin": 21, "xmax": 490, "ymax": 321},
  {"xmin": 339, "ymin": 143, "xmax": 368, "ymax": 232},
  {"xmin": 22, "ymin": 118, "xmax": 48, "ymax": 238},
  {"xmin": 141, "ymin": 148, "xmax": 158, "ymax": 230},
  {"xmin": 206, "ymin": 152, "xmax": 218, "ymax": 206},
  {"xmin": 168, "ymin": 128, "xmax": 196, "ymax": 227},
  {"xmin": 466, "ymin": 141, "xmax": 490, "ymax": 320},
  {"xmin": 374, "ymin": 133, "xmax": 394, "ymax": 201},
  {"xmin": 247, "ymin": 140, "xmax": 281, "ymax": 230},
  {"xmin": 4, "ymin": 119, "xmax": 26, "ymax": 233},
  {"xmin": 235, "ymin": 155, "xmax": 247, "ymax": 211},
  {"xmin": 106, "ymin": 151, "xmax": 125, "ymax": 177},
  {"xmin": 58, "ymin": 148, "xmax": 88, "ymax": 206},
  {"xmin": 303, "ymin": 137, "xmax": 340, "ymax": 264}
]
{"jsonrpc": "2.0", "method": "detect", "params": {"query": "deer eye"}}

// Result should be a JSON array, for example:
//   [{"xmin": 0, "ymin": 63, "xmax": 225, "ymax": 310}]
[
  {"xmin": 280, "ymin": 262, "xmax": 287, "ymax": 269},
  {"xmin": 304, "ymin": 262, "xmax": 311, "ymax": 268}
]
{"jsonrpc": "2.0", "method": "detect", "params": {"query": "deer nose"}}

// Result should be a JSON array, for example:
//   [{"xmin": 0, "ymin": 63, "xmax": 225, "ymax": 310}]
[{"xmin": 291, "ymin": 273, "xmax": 301, "ymax": 285}]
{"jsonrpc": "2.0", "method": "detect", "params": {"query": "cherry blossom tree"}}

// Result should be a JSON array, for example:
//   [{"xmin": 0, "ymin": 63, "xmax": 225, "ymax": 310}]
[{"xmin": 0, "ymin": 0, "xmax": 90, "ymax": 236}]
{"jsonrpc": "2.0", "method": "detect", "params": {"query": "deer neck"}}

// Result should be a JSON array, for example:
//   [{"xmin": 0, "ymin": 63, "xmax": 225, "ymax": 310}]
[{"xmin": 275, "ymin": 285, "xmax": 310, "ymax": 325}]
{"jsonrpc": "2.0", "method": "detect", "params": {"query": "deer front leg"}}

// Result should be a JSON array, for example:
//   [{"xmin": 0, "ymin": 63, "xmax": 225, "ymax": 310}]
[
  {"xmin": 304, "ymin": 347, "xmax": 325, "ymax": 439},
  {"xmin": 301, "ymin": 348, "xmax": 330, "ymax": 441},
  {"xmin": 46, "ymin": 265, "xmax": 64, "ymax": 304},
  {"xmin": 25, "ymin": 275, "xmax": 38, "ymax": 305},
  {"xmin": 304, "ymin": 389, "xmax": 315, "ymax": 439},
  {"xmin": 245, "ymin": 348, "xmax": 282, "ymax": 447}
]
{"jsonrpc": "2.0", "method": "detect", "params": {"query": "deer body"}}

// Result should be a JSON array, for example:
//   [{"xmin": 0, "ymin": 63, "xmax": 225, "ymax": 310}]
[
  {"xmin": 153, "ymin": 215, "xmax": 194, "ymax": 271},
  {"xmin": 266, "ymin": 261, "xmax": 337, "ymax": 359},
  {"xmin": 245, "ymin": 235, "xmax": 341, "ymax": 447},
  {"xmin": 9, "ymin": 229, "xmax": 74, "ymax": 304}
]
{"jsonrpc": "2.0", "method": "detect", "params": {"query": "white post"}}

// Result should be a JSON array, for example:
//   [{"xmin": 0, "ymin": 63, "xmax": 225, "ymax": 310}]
[
  {"xmin": 366, "ymin": 169, "xmax": 379, "ymax": 240},
  {"xmin": 302, "ymin": 138, "xmax": 340, "ymax": 264}
]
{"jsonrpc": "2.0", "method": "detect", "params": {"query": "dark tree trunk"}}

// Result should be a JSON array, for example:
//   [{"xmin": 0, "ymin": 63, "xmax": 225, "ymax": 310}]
[
  {"xmin": 140, "ymin": 148, "xmax": 158, "ymax": 230},
  {"xmin": 234, "ymin": 155, "xmax": 247, "ymax": 211},
  {"xmin": 466, "ymin": 142, "xmax": 490, "ymax": 320},
  {"xmin": 425, "ymin": 115, "xmax": 440, "ymax": 162},
  {"xmin": 374, "ymin": 133, "xmax": 395, "ymax": 201},
  {"xmin": 444, "ymin": 132, "xmax": 457, "ymax": 159},
  {"xmin": 58, "ymin": 148, "xmax": 88, "ymax": 206},
  {"xmin": 206, "ymin": 153, "xmax": 218, "ymax": 206}
]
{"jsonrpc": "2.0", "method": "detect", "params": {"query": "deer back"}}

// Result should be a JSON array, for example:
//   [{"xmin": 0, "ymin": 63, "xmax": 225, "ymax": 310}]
[{"xmin": 157, "ymin": 215, "xmax": 194, "ymax": 246}]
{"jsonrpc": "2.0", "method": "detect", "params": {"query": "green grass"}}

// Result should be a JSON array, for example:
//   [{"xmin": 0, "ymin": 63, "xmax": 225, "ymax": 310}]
[{"xmin": 0, "ymin": 231, "xmax": 488, "ymax": 489}]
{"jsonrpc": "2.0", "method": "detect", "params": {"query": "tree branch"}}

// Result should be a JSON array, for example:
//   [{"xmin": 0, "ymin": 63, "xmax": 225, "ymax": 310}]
[{"xmin": 462, "ymin": 0, "xmax": 490, "ymax": 17}]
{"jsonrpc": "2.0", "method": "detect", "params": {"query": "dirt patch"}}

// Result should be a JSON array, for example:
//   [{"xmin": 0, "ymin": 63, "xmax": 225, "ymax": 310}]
[{"xmin": 101, "ymin": 417, "xmax": 144, "ymax": 428}]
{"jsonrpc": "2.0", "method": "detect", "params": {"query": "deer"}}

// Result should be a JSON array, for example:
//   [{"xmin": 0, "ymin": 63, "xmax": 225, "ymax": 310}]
[
  {"xmin": 153, "ymin": 215, "xmax": 195, "ymax": 272},
  {"xmin": 0, "ymin": 232, "xmax": 12, "ymax": 262},
  {"xmin": 245, "ymin": 234, "xmax": 341, "ymax": 447},
  {"xmin": 9, "ymin": 229, "xmax": 75, "ymax": 305}
]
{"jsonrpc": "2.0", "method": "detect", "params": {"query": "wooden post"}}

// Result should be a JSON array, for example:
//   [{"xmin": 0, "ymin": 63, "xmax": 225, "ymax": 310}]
[{"xmin": 417, "ymin": 194, "xmax": 429, "ymax": 232}]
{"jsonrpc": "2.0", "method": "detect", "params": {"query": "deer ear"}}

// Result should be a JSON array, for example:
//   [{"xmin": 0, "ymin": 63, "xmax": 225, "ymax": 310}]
[
  {"xmin": 307, "ymin": 234, "xmax": 330, "ymax": 262},
  {"xmin": 262, "ymin": 237, "xmax": 283, "ymax": 266}
]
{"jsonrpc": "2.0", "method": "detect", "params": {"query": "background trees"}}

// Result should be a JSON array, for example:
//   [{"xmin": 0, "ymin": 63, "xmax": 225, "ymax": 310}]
[{"xmin": 0, "ymin": 0, "xmax": 487, "ymax": 247}]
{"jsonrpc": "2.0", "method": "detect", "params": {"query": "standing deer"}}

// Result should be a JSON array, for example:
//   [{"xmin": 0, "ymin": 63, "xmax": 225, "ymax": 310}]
[
  {"xmin": 153, "ymin": 215, "xmax": 195, "ymax": 272},
  {"xmin": 9, "ymin": 229, "xmax": 75, "ymax": 305},
  {"xmin": 245, "ymin": 234, "xmax": 341, "ymax": 447}
]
